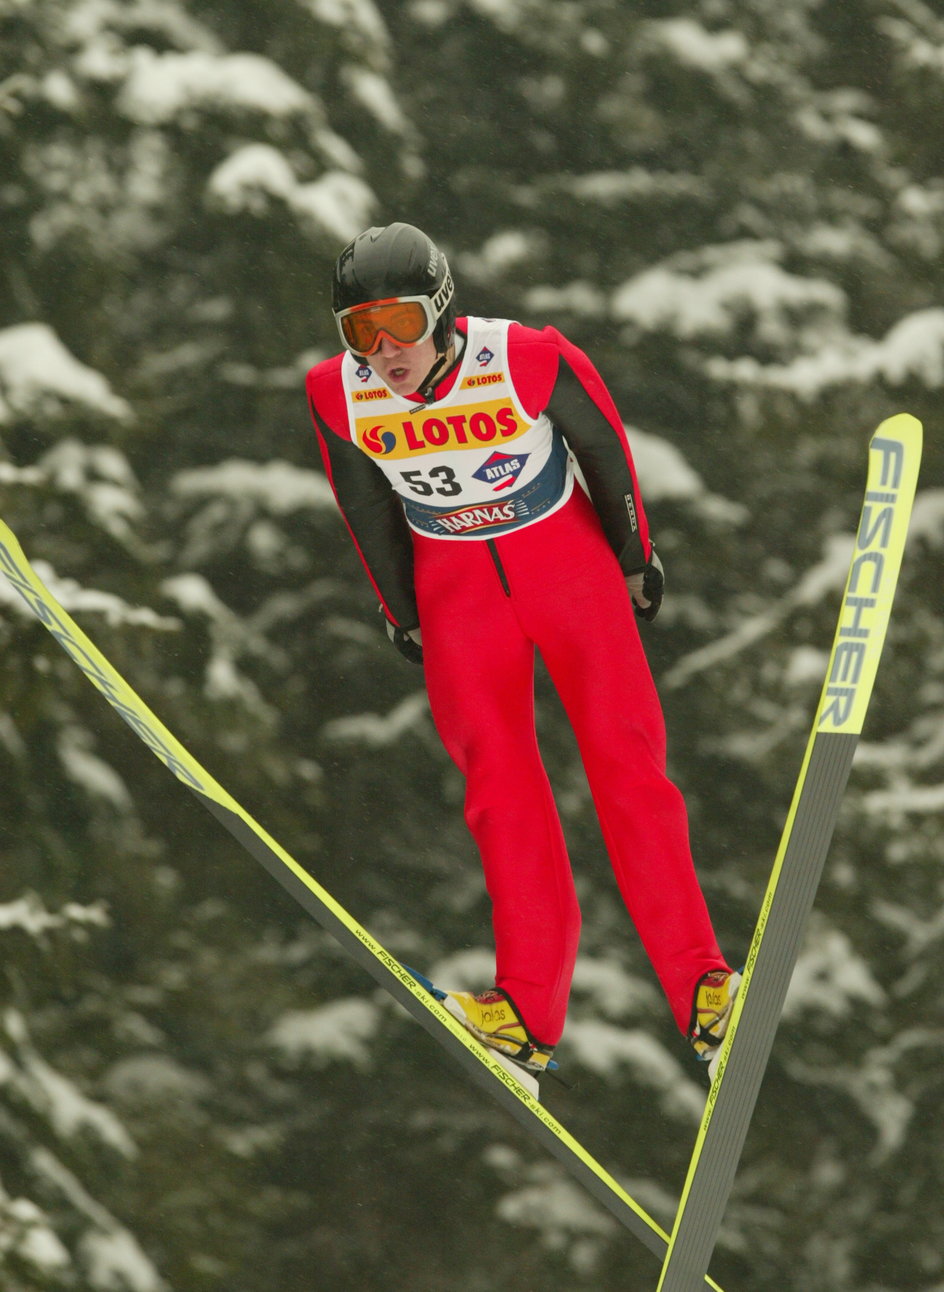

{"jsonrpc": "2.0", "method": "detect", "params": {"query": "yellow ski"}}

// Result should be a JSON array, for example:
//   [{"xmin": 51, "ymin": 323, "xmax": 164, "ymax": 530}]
[
  {"xmin": 0, "ymin": 512, "xmax": 723, "ymax": 1287},
  {"xmin": 658, "ymin": 415, "xmax": 923, "ymax": 1291}
]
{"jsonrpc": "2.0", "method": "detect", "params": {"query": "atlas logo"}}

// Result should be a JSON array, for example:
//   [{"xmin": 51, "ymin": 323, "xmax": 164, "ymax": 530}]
[
  {"xmin": 362, "ymin": 424, "xmax": 398, "ymax": 455},
  {"xmin": 476, "ymin": 346, "xmax": 494, "ymax": 367},
  {"xmin": 473, "ymin": 451, "xmax": 529, "ymax": 491}
]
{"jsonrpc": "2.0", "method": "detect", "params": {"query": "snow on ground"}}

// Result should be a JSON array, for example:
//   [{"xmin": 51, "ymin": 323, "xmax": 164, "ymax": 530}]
[
  {"xmin": 0, "ymin": 895, "xmax": 109, "ymax": 937},
  {"xmin": 160, "ymin": 571, "xmax": 233, "ymax": 622},
  {"xmin": 206, "ymin": 143, "xmax": 297, "ymax": 214},
  {"xmin": 783, "ymin": 916, "xmax": 883, "ymax": 1020},
  {"xmin": 427, "ymin": 947, "xmax": 495, "ymax": 989},
  {"xmin": 320, "ymin": 690, "xmax": 430, "ymax": 747},
  {"xmin": 268, "ymin": 997, "xmax": 381, "ymax": 1068},
  {"xmin": 289, "ymin": 171, "xmax": 377, "ymax": 242},
  {"xmin": 708, "ymin": 306, "xmax": 944, "ymax": 397},
  {"xmin": 563, "ymin": 1020, "xmax": 705, "ymax": 1122},
  {"xmin": 458, "ymin": 229, "xmax": 545, "ymax": 288},
  {"xmin": 118, "ymin": 48, "xmax": 313, "ymax": 124},
  {"xmin": 33, "ymin": 1148, "xmax": 168, "ymax": 1292},
  {"xmin": 495, "ymin": 1174, "xmax": 617, "ymax": 1242},
  {"xmin": 207, "ymin": 144, "xmax": 376, "ymax": 242},
  {"xmin": 664, "ymin": 531, "xmax": 855, "ymax": 688},
  {"xmin": 904, "ymin": 486, "xmax": 944, "ymax": 545},
  {"xmin": 40, "ymin": 440, "xmax": 144, "ymax": 543},
  {"xmin": 342, "ymin": 65, "xmax": 407, "ymax": 132},
  {"xmin": 612, "ymin": 240, "xmax": 845, "ymax": 347},
  {"xmin": 65, "ymin": 0, "xmax": 222, "ymax": 60},
  {"xmin": 625, "ymin": 423, "xmax": 747, "ymax": 522},
  {"xmin": 523, "ymin": 279, "xmax": 608, "ymax": 317},
  {"xmin": 0, "ymin": 1186, "xmax": 70, "ymax": 1277},
  {"xmin": 172, "ymin": 458, "xmax": 336, "ymax": 513},
  {"xmin": 57, "ymin": 726, "xmax": 132, "ymax": 809},
  {"xmin": 103, "ymin": 1054, "xmax": 211, "ymax": 1107},
  {"xmin": 862, "ymin": 781, "xmax": 944, "ymax": 818},
  {"xmin": 159, "ymin": 572, "xmax": 276, "ymax": 711},
  {"xmin": 0, "ymin": 557, "xmax": 179, "ymax": 633},
  {"xmin": 0, "ymin": 324, "xmax": 130, "ymax": 423},
  {"xmin": 569, "ymin": 955, "xmax": 661, "ymax": 1017},
  {"xmin": 79, "ymin": 1227, "xmax": 169, "ymax": 1292},
  {"xmin": 300, "ymin": 0, "xmax": 389, "ymax": 44},
  {"xmin": 562, "ymin": 168, "xmax": 704, "ymax": 204},
  {"xmin": 2, "ymin": 1011, "xmax": 135, "ymax": 1157},
  {"xmin": 646, "ymin": 18, "xmax": 750, "ymax": 73},
  {"xmin": 463, "ymin": 0, "xmax": 535, "ymax": 35}
]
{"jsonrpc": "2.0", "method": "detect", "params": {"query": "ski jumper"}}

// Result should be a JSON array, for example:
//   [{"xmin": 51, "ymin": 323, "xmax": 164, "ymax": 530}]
[{"xmin": 307, "ymin": 318, "xmax": 728, "ymax": 1046}]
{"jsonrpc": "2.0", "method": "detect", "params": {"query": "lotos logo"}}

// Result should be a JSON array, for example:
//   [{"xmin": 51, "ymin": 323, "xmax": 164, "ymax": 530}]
[
  {"xmin": 461, "ymin": 372, "xmax": 504, "ymax": 389},
  {"xmin": 362, "ymin": 425, "xmax": 398, "ymax": 455},
  {"xmin": 356, "ymin": 399, "xmax": 525, "ymax": 458},
  {"xmin": 476, "ymin": 346, "xmax": 494, "ymax": 367},
  {"xmin": 352, "ymin": 388, "xmax": 389, "ymax": 402}
]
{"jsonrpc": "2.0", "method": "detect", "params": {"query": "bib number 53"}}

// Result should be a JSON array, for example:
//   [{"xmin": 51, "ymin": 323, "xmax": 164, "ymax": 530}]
[{"xmin": 400, "ymin": 466, "xmax": 462, "ymax": 497}]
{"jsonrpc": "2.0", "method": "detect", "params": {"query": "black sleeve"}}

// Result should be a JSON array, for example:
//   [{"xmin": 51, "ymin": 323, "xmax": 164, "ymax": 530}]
[
  {"xmin": 309, "ymin": 399, "xmax": 420, "ymax": 630},
  {"xmin": 545, "ymin": 354, "xmax": 649, "ymax": 575}
]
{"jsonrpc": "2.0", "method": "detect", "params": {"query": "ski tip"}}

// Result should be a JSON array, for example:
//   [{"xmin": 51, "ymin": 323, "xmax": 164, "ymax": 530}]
[{"xmin": 873, "ymin": 412, "xmax": 923, "ymax": 445}]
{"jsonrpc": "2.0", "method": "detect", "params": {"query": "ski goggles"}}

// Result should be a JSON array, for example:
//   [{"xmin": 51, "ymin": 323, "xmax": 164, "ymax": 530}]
[{"xmin": 335, "ymin": 283, "xmax": 451, "ymax": 357}]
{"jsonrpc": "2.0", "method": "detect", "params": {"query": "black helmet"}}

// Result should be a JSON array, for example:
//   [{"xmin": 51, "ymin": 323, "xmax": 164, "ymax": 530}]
[{"xmin": 332, "ymin": 222, "xmax": 456, "ymax": 359}]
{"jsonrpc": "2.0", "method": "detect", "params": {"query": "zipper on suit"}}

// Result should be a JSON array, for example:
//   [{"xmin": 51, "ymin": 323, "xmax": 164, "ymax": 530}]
[{"xmin": 486, "ymin": 539, "xmax": 511, "ymax": 597}]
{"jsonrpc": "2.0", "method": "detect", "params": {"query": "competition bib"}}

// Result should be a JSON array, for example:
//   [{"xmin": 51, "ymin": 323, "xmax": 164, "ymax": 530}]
[{"xmin": 340, "ymin": 319, "xmax": 574, "ymax": 539}]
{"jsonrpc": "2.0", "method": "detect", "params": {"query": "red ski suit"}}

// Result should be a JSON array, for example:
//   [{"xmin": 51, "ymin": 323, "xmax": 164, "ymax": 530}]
[{"xmin": 307, "ymin": 317, "xmax": 727, "ymax": 1046}]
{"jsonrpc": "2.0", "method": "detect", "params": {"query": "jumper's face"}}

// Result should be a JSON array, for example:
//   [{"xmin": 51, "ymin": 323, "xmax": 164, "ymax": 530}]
[{"xmin": 370, "ymin": 335, "xmax": 439, "ymax": 396}]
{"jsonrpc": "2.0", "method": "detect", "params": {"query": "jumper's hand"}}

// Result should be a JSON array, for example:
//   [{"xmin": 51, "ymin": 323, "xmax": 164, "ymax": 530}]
[
  {"xmin": 626, "ymin": 546, "xmax": 664, "ymax": 622},
  {"xmin": 386, "ymin": 618, "xmax": 424, "ymax": 664}
]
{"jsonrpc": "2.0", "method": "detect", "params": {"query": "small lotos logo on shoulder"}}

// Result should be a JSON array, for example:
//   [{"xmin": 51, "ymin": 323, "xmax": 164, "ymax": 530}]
[
  {"xmin": 476, "ymin": 346, "xmax": 494, "ymax": 367},
  {"xmin": 473, "ymin": 451, "xmax": 529, "ymax": 491},
  {"xmin": 352, "ymin": 388, "xmax": 389, "ymax": 402},
  {"xmin": 461, "ymin": 371, "xmax": 504, "ymax": 389}
]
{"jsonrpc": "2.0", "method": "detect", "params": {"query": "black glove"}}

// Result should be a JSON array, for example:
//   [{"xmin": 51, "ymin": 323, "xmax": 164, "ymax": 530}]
[
  {"xmin": 385, "ymin": 617, "xmax": 424, "ymax": 665},
  {"xmin": 626, "ymin": 545, "xmax": 664, "ymax": 622}
]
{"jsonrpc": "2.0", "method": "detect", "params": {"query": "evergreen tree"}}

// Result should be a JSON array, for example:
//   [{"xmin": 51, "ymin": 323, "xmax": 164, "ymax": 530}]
[{"xmin": 0, "ymin": 0, "xmax": 941, "ymax": 1287}]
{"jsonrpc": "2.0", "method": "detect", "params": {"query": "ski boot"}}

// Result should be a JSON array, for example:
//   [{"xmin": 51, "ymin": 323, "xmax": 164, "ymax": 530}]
[
  {"xmin": 689, "ymin": 969, "xmax": 742, "ymax": 1081},
  {"xmin": 440, "ymin": 988, "xmax": 556, "ymax": 1077},
  {"xmin": 404, "ymin": 968, "xmax": 554, "ymax": 1097}
]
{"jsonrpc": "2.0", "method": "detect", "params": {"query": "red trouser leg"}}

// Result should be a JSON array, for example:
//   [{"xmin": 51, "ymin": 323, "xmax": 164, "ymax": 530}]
[
  {"xmin": 415, "ymin": 532, "xmax": 581, "ymax": 1047},
  {"xmin": 414, "ymin": 489, "xmax": 728, "ymax": 1044},
  {"xmin": 511, "ymin": 489, "xmax": 729, "ymax": 1033}
]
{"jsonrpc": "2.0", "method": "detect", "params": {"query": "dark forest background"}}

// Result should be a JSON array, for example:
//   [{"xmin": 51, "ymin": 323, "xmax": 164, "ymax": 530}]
[{"xmin": 1, "ymin": 1, "xmax": 942, "ymax": 1288}]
